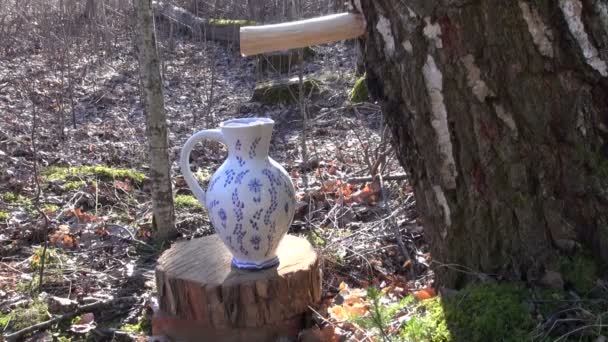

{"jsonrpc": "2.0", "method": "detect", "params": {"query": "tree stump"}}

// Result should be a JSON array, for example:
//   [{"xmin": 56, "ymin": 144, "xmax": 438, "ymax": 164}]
[
  {"xmin": 257, "ymin": 47, "xmax": 316, "ymax": 74},
  {"xmin": 154, "ymin": 234, "xmax": 322, "ymax": 341},
  {"xmin": 251, "ymin": 77, "xmax": 320, "ymax": 105}
]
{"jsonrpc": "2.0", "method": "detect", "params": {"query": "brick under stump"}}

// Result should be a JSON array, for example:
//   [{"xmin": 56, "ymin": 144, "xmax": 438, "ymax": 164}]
[{"xmin": 154, "ymin": 234, "xmax": 322, "ymax": 341}]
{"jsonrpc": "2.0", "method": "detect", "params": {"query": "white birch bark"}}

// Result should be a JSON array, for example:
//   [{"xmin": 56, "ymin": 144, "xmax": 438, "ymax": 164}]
[{"xmin": 134, "ymin": 0, "xmax": 176, "ymax": 240}]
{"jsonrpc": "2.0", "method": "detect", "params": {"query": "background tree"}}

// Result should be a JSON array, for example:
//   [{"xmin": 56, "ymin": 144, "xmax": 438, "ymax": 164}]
[
  {"xmin": 134, "ymin": 0, "xmax": 176, "ymax": 240},
  {"xmin": 357, "ymin": 0, "xmax": 608, "ymax": 287}
]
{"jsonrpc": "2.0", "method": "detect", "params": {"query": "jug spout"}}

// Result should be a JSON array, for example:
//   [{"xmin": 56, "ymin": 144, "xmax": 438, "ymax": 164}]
[{"xmin": 220, "ymin": 118, "xmax": 274, "ymax": 161}]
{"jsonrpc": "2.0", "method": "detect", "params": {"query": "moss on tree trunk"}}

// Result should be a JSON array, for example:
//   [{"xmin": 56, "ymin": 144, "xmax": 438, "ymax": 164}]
[{"xmin": 358, "ymin": 0, "xmax": 608, "ymax": 287}]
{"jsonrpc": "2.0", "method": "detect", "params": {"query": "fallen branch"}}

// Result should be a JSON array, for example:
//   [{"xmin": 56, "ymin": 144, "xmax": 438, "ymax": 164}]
[
  {"xmin": 346, "ymin": 173, "xmax": 408, "ymax": 184},
  {"xmin": 152, "ymin": 1, "xmax": 248, "ymax": 43},
  {"xmin": 4, "ymin": 296, "xmax": 138, "ymax": 341}
]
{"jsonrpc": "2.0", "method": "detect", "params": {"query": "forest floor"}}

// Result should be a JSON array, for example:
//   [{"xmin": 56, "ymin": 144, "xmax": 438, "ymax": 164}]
[{"xmin": 1, "ymin": 33, "xmax": 607, "ymax": 341}]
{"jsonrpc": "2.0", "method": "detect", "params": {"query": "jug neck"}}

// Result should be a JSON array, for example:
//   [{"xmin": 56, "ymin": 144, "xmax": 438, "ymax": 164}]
[{"xmin": 220, "ymin": 118, "xmax": 274, "ymax": 162}]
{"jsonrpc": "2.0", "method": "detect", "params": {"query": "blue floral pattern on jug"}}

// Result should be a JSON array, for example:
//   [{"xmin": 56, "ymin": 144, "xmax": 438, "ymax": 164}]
[
  {"xmin": 249, "ymin": 137, "xmax": 261, "ymax": 159},
  {"xmin": 235, "ymin": 170, "xmax": 249, "ymax": 184},
  {"xmin": 223, "ymin": 169, "xmax": 235, "ymax": 187},
  {"xmin": 218, "ymin": 208, "xmax": 227, "ymax": 229},
  {"xmin": 236, "ymin": 155, "xmax": 246, "ymax": 167},
  {"xmin": 208, "ymin": 176, "xmax": 221, "ymax": 193},
  {"xmin": 250, "ymin": 235, "xmax": 261, "ymax": 250}
]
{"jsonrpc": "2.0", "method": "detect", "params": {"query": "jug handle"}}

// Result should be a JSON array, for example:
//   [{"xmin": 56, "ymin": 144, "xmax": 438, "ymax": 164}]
[{"xmin": 179, "ymin": 129, "xmax": 224, "ymax": 208}]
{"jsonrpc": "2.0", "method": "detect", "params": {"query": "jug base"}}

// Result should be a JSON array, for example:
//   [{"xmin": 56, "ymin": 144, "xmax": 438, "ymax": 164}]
[{"xmin": 232, "ymin": 256, "xmax": 279, "ymax": 270}]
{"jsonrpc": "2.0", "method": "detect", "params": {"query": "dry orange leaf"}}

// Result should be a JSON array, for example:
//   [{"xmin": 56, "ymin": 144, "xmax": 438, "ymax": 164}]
[
  {"xmin": 328, "ymin": 302, "xmax": 368, "ymax": 321},
  {"xmin": 330, "ymin": 282, "xmax": 369, "ymax": 321},
  {"xmin": 113, "ymin": 180, "xmax": 132, "ymax": 192},
  {"xmin": 328, "ymin": 305, "xmax": 347, "ymax": 321},
  {"xmin": 413, "ymin": 287, "xmax": 437, "ymax": 300},
  {"xmin": 50, "ymin": 225, "xmax": 78, "ymax": 248},
  {"xmin": 338, "ymin": 281, "xmax": 349, "ymax": 292},
  {"xmin": 381, "ymin": 285, "xmax": 395, "ymax": 295},
  {"xmin": 71, "ymin": 208, "xmax": 100, "ymax": 223},
  {"xmin": 339, "ymin": 183, "xmax": 353, "ymax": 198},
  {"xmin": 63, "ymin": 235, "xmax": 75, "ymax": 246}
]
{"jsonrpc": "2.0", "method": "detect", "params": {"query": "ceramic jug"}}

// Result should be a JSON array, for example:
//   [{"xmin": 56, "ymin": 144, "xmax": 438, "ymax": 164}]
[{"xmin": 180, "ymin": 118, "xmax": 296, "ymax": 269}]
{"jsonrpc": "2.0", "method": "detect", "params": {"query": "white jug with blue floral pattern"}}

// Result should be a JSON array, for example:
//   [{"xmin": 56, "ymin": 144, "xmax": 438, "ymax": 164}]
[{"xmin": 180, "ymin": 118, "xmax": 296, "ymax": 269}]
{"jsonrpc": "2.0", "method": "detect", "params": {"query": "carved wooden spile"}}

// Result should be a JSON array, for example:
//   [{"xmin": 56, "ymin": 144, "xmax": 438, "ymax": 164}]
[{"xmin": 239, "ymin": 12, "xmax": 366, "ymax": 56}]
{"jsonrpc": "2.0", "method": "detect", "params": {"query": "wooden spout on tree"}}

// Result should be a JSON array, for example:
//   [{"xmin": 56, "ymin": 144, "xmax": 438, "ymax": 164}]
[{"xmin": 240, "ymin": 12, "xmax": 366, "ymax": 56}]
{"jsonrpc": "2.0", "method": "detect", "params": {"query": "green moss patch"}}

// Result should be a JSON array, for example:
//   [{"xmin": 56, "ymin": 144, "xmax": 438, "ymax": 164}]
[
  {"xmin": 352, "ymin": 281, "xmax": 606, "ymax": 341},
  {"xmin": 399, "ymin": 283, "xmax": 533, "ymax": 342},
  {"xmin": 251, "ymin": 77, "xmax": 320, "ymax": 105},
  {"xmin": 349, "ymin": 73, "xmax": 369, "ymax": 103},
  {"xmin": 63, "ymin": 180, "xmax": 87, "ymax": 191},
  {"xmin": 444, "ymin": 283, "xmax": 533, "ymax": 341},
  {"xmin": 174, "ymin": 194, "xmax": 202, "ymax": 209},
  {"xmin": 31, "ymin": 247, "xmax": 67, "ymax": 271},
  {"xmin": 194, "ymin": 169, "xmax": 213, "ymax": 183},
  {"xmin": 3, "ymin": 192, "xmax": 30, "ymax": 205},
  {"xmin": 0, "ymin": 210, "xmax": 9, "ymax": 221},
  {"xmin": 559, "ymin": 254, "xmax": 598, "ymax": 294},
  {"xmin": 121, "ymin": 315, "xmax": 151, "ymax": 334},
  {"xmin": 306, "ymin": 230, "xmax": 326, "ymax": 247},
  {"xmin": 0, "ymin": 300, "xmax": 49, "ymax": 332},
  {"xmin": 43, "ymin": 166, "xmax": 146, "ymax": 185},
  {"xmin": 42, "ymin": 204, "xmax": 60, "ymax": 214},
  {"xmin": 401, "ymin": 297, "xmax": 451, "ymax": 342},
  {"xmin": 2, "ymin": 192, "xmax": 34, "ymax": 213}
]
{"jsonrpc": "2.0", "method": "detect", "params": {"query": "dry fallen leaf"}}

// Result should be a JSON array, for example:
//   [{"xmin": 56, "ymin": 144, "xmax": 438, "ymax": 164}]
[
  {"xmin": 113, "ymin": 179, "xmax": 133, "ymax": 192},
  {"xmin": 413, "ymin": 287, "xmax": 437, "ymax": 300},
  {"xmin": 329, "ymin": 282, "xmax": 369, "ymax": 321},
  {"xmin": 71, "ymin": 208, "xmax": 100, "ymax": 223},
  {"xmin": 50, "ymin": 225, "xmax": 78, "ymax": 249},
  {"xmin": 71, "ymin": 312, "xmax": 96, "ymax": 333}
]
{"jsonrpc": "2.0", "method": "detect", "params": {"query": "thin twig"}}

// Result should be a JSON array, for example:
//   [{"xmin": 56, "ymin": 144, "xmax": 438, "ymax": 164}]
[
  {"xmin": 298, "ymin": 47, "xmax": 309, "ymax": 190},
  {"xmin": 346, "ymin": 174, "xmax": 408, "ymax": 184},
  {"xmin": 106, "ymin": 224, "xmax": 156, "ymax": 250},
  {"xmin": 28, "ymin": 86, "xmax": 51, "ymax": 292}
]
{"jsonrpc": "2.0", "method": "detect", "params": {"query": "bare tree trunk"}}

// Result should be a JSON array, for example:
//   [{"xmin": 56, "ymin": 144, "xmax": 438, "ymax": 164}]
[
  {"xmin": 358, "ymin": 0, "xmax": 608, "ymax": 288},
  {"xmin": 84, "ymin": 0, "xmax": 96, "ymax": 20},
  {"xmin": 134, "ymin": 0, "xmax": 176, "ymax": 240}
]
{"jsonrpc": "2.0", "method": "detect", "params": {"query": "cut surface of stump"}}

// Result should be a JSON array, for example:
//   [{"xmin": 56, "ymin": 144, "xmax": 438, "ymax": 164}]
[{"xmin": 155, "ymin": 234, "xmax": 321, "ymax": 341}]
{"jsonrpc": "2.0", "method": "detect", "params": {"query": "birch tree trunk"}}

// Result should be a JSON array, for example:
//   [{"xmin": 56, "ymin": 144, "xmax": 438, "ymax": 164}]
[
  {"xmin": 84, "ymin": 0, "xmax": 96, "ymax": 20},
  {"xmin": 357, "ymin": 0, "xmax": 608, "ymax": 287},
  {"xmin": 134, "ymin": 0, "xmax": 176, "ymax": 240}
]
